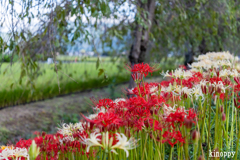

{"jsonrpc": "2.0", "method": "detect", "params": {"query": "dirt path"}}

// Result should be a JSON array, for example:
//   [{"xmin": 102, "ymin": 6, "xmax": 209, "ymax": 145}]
[{"xmin": 0, "ymin": 77, "xmax": 162, "ymax": 145}]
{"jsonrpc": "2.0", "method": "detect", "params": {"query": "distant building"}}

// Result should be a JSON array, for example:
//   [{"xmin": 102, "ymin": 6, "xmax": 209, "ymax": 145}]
[
  {"xmin": 67, "ymin": 51, "xmax": 95, "ymax": 57},
  {"xmin": 47, "ymin": 58, "xmax": 53, "ymax": 64}
]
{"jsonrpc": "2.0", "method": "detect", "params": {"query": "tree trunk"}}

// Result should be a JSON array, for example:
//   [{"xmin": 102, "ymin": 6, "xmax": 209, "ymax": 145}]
[{"xmin": 128, "ymin": 0, "xmax": 156, "ymax": 91}]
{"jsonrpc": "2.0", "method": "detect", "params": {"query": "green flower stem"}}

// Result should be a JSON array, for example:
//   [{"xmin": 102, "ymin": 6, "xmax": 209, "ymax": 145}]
[
  {"xmin": 193, "ymin": 143, "xmax": 198, "ymax": 160},
  {"xmin": 235, "ymin": 116, "xmax": 240, "ymax": 160},
  {"xmin": 226, "ymin": 93, "xmax": 231, "ymax": 149},
  {"xmin": 228, "ymin": 91, "xmax": 235, "ymax": 150},
  {"xmin": 207, "ymin": 94, "xmax": 211, "ymax": 160},
  {"xmin": 169, "ymin": 146, "xmax": 174, "ymax": 160},
  {"xmin": 230, "ymin": 102, "xmax": 235, "ymax": 150},
  {"xmin": 214, "ymin": 95, "xmax": 219, "ymax": 149},
  {"xmin": 141, "ymin": 133, "xmax": 148, "ymax": 160},
  {"xmin": 137, "ymin": 84, "xmax": 142, "ymax": 97},
  {"xmin": 183, "ymin": 127, "xmax": 189, "ymax": 160},
  {"xmin": 198, "ymin": 97, "xmax": 207, "ymax": 157},
  {"xmin": 102, "ymin": 152, "xmax": 106, "ymax": 160}
]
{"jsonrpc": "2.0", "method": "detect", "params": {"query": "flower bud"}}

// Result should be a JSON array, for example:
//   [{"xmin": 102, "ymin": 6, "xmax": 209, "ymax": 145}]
[
  {"xmin": 222, "ymin": 113, "xmax": 226, "ymax": 121},
  {"xmin": 41, "ymin": 131, "xmax": 46, "ymax": 137},
  {"xmin": 220, "ymin": 106, "xmax": 224, "ymax": 113},
  {"xmin": 184, "ymin": 118, "xmax": 193, "ymax": 129},
  {"xmin": 28, "ymin": 140, "xmax": 40, "ymax": 160},
  {"xmin": 191, "ymin": 130, "xmax": 200, "ymax": 143}
]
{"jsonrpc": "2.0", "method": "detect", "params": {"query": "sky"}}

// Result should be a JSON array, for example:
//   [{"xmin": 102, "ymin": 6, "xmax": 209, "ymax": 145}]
[
  {"xmin": 0, "ymin": 0, "xmax": 136, "ymax": 54},
  {"xmin": 0, "ymin": 0, "xmax": 135, "ymax": 34}
]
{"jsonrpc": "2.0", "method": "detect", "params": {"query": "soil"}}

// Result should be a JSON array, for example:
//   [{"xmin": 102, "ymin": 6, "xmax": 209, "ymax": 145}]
[{"xmin": 0, "ymin": 77, "xmax": 162, "ymax": 145}]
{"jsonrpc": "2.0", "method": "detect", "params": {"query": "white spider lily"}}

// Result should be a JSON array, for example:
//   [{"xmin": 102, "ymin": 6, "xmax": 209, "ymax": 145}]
[
  {"xmin": 200, "ymin": 80, "xmax": 208, "ymax": 86},
  {"xmin": 14, "ymin": 148, "xmax": 29, "ymax": 160},
  {"xmin": 0, "ymin": 147, "xmax": 29, "ymax": 160},
  {"xmin": 162, "ymin": 69, "xmax": 192, "ymax": 79},
  {"xmin": 163, "ymin": 104, "xmax": 176, "ymax": 117},
  {"xmin": 161, "ymin": 70, "xmax": 171, "ymax": 78},
  {"xmin": 57, "ymin": 123, "xmax": 74, "ymax": 136},
  {"xmin": 111, "ymin": 133, "xmax": 138, "ymax": 157},
  {"xmin": 0, "ymin": 148, "xmax": 15, "ymax": 160},
  {"xmin": 80, "ymin": 131, "xmax": 138, "ymax": 157},
  {"xmin": 81, "ymin": 132, "xmax": 103, "ymax": 152},
  {"xmin": 150, "ymin": 86, "xmax": 158, "ymax": 95},
  {"xmin": 196, "ymin": 54, "xmax": 210, "ymax": 61},
  {"xmin": 206, "ymin": 51, "xmax": 234, "ymax": 61},
  {"xmin": 181, "ymin": 87, "xmax": 193, "ymax": 97},
  {"xmin": 190, "ymin": 60, "xmax": 212, "ymax": 70},
  {"xmin": 191, "ymin": 84, "xmax": 204, "ymax": 100},
  {"xmin": 219, "ymin": 69, "xmax": 239, "ymax": 78},
  {"xmin": 216, "ymin": 60, "xmax": 232, "ymax": 68},
  {"xmin": 88, "ymin": 107, "xmax": 107, "ymax": 120},
  {"xmin": 114, "ymin": 98, "xmax": 126, "ymax": 104},
  {"xmin": 88, "ymin": 114, "xmax": 98, "ymax": 120},
  {"xmin": 161, "ymin": 83, "xmax": 174, "ymax": 93},
  {"xmin": 190, "ymin": 51, "xmax": 236, "ymax": 70},
  {"xmin": 57, "ymin": 122, "xmax": 84, "ymax": 137},
  {"xmin": 211, "ymin": 81, "xmax": 229, "ymax": 93}
]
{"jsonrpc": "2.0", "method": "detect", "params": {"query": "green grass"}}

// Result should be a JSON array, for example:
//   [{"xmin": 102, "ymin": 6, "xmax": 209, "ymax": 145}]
[
  {"xmin": 0, "ymin": 56, "xmax": 183, "ymax": 108},
  {"xmin": 0, "ymin": 61, "xmax": 128, "ymax": 107}
]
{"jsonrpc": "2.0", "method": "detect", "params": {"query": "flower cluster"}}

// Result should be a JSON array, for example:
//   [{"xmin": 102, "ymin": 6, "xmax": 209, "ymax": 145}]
[{"xmin": 1, "ymin": 51, "xmax": 240, "ymax": 160}]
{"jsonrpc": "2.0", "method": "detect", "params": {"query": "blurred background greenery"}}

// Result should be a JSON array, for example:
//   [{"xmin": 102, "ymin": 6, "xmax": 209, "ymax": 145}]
[{"xmin": 0, "ymin": 0, "xmax": 239, "ymax": 107}]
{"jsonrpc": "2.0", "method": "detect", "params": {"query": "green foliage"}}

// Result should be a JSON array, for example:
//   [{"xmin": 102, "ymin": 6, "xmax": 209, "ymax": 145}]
[
  {"xmin": 151, "ymin": 0, "xmax": 240, "ymax": 57},
  {"xmin": 0, "ymin": 54, "xmax": 19, "ymax": 63}
]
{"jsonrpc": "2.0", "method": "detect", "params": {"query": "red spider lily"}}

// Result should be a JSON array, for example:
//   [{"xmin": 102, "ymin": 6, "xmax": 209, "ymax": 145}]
[
  {"xmin": 130, "ymin": 82, "xmax": 151, "ymax": 97},
  {"xmin": 185, "ymin": 108, "xmax": 197, "ymax": 124},
  {"xmin": 209, "ymin": 77, "xmax": 225, "ymax": 85},
  {"xmin": 128, "ymin": 97, "xmax": 147, "ymax": 107},
  {"xmin": 220, "ymin": 93, "xmax": 225, "ymax": 100},
  {"xmin": 149, "ymin": 119, "xmax": 164, "ymax": 131},
  {"xmin": 234, "ymin": 84, "xmax": 240, "ymax": 92},
  {"xmin": 94, "ymin": 98, "xmax": 115, "ymax": 109},
  {"xmin": 131, "ymin": 72, "xmax": 144, "ymax": 82},
  {"xmin": 183, "ymin": 108, "xmax": 197, "ymax": 128},
  {"xmin": 192, "ymin": 72, "xmax": 203, "ymax": 79},
  {"xmin": 16, "ymin": 139, "xmax": 33, "ymax": 148},
  {"xmin": 82, "ymin": 112, "xmax": 122, "ymax": 128},
  {"xmin": 234, "ymin": 98, "xmax": 240, "ymax": 108},
  {"xmin": 148, "ymin": 95, "xmax": 165, "ymax": 107},
  {"xmin": 126, "ymin": 63, "xmax": 156, "ymax": 77},
  {"xmin": 160, "ymin": 80, "xmax": 172, "ymax": 87},
  {"xmin": 165, "ymin": 108, "xmax": 186, "ymax": 128},
  {"xmin": 162, "ymin": 130, "xmax": 185, "ymax": 147}
]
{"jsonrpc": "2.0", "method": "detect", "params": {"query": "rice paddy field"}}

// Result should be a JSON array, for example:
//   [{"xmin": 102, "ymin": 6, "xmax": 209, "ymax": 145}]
[
  {"xmin": 0, "ymin": 56, "xmax": 182, "ymax": 108},
  {"xmin": 0, "ymin": 61, "xmax": 126, "ymax": 107}
]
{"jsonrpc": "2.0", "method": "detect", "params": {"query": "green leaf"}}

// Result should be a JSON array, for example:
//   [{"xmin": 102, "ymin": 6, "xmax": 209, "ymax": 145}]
[
  {"xmin": 9, "ymin": 40, "xmax": 14, "ymax": 51},
  {"xmin": 19, "ymin": 79, "xmax": 22, "ymax": 85},
  {"xmin": 10, "ymin": 83, "xmax": 14, "ymax": 89},
  {"xmin": 98, "ymin": 68, "xmax": 104, "ymax": 77},
  {"xmin": 96, "ymin": 57, "xmax": 100, "ymax": 69},
  {"xmin": 20, "ymin": 32, "xmax": 26, "ymax": 41}
]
